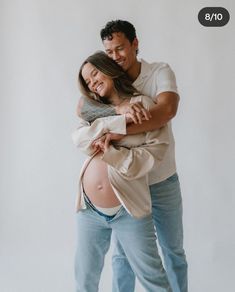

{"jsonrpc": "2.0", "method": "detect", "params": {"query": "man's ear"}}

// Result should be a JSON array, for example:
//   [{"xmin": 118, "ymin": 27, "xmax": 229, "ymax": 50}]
[{"xmin": 132, "ymin": 38, "xmax": 139, "ymax": 51}]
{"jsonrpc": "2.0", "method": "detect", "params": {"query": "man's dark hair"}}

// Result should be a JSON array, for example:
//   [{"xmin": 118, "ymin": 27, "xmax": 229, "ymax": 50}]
[{"xmin": 100, "ymin": 20, "xmax": 137, "ymax": 43}]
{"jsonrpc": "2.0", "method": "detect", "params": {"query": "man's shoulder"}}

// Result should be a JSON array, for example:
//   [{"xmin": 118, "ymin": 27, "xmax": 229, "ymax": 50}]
[
  {"xmin": 135, "ymin": 59, "xmax": 178, "ymax": 96},
  {"xmin": 140, "ymin": 59, "xmax": 172, "ymax": 76}
]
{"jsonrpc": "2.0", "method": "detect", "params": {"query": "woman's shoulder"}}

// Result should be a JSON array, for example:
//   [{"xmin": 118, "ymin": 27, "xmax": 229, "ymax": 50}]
[{"xmin": 130, "ymin": 95, "xmax": 155, "ymax": 110}]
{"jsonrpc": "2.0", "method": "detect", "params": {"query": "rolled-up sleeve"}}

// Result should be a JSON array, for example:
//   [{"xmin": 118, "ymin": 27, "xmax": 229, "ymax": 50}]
[{"xmin": 71, "ymin": 115, "xmax": 126, "ymax": 155}]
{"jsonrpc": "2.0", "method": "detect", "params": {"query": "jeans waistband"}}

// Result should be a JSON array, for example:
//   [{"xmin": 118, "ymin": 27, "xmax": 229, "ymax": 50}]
[{"xmin": 83, "ymin": 192, "xmax": 116, "ymax": 221}]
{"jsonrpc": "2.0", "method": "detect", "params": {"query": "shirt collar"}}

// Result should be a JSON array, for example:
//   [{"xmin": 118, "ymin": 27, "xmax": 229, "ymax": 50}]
[{"xmin": 133, "ymin": 59, "xmax": 153, "ymax": 87}]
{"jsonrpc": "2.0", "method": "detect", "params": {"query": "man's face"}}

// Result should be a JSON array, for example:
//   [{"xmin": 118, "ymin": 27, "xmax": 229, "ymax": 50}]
[{"xmin": 103, "ymin": 32, "xmax": 138, "ymax": 72}]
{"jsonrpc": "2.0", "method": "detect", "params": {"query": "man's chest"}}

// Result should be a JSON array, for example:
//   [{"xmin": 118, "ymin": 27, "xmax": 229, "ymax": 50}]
[{"xmin": 134, "ymin": 76, "xmax": 157, "ymax": 100}]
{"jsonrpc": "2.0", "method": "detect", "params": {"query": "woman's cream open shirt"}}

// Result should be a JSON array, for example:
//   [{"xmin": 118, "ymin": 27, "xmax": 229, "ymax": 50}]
[{"xmin": 72, "ymin": 95, "xmax": 169, "ymax": 218}]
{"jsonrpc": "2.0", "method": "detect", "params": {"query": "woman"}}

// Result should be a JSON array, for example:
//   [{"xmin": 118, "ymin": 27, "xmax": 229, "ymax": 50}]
[{"xmin": 72, "ymin": 51, "xmax": 171, "ymax": 292}]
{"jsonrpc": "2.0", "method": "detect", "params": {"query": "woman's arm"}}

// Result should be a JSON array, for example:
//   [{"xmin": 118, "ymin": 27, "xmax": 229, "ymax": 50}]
[
  {"xmin": 71, "ymin": 115, "xmax": 126, "ymax": 156},
  {"xmin": 72, "ymin": 95, "xmax": 155, "ymax": 156},
  {"xmin": 72, "ymin": 96, "xmax": 149, "ymax": 156},
  {"xmin": 77, "ymin": 96, "xmax": 116, "ymax": 122},
  {"xmin": 99, "ymin": 125, "xmax": 169, "ymax": 180}
]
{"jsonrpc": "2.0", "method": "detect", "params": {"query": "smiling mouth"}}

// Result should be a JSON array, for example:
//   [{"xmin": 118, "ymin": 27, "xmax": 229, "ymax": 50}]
[
  {"xmin": 95, "ymin": 83, "xmax": 103, "ymax": 93},
  {"xmin": 117, "ymin": 61, "xmax": 124, "ymax": 66}
]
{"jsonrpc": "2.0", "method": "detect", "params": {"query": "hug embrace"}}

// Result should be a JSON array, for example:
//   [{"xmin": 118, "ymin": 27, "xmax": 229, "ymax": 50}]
[{"xmin": 72, "ymin": 20, "xmax": 188, "ymax": 292}]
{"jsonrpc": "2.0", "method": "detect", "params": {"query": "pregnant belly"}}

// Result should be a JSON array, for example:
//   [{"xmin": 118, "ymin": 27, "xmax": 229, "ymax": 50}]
[{"xmin": 82, "ymin": 152, "xmax": 120, "ymax": 208}]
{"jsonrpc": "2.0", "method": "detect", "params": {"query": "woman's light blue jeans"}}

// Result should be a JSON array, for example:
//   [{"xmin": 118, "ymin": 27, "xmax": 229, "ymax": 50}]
[
  {"xmin": 112, "ymin": 173, "xmax": 188, "ymax": 292},
  {"xmin": 75, "ymin": 200, "xmax": 172, "ymax": 292}
]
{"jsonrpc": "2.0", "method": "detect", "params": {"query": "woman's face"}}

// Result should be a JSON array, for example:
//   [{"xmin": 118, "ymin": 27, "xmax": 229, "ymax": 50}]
[{"xmin": 81, "ymin": 62, "xmax": 114, "ymax": 98}]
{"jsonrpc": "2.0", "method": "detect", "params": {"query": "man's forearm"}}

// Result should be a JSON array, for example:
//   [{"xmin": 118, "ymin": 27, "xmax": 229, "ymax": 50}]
[
  {"xmin": 79, "ymin": 96, "xmax": 116, "ymax": 123},
  {"xmin": 127, "ymin": 93, "xmax": 179, "ymax": 134},
  {"xmin": 126, "ymin": 109, "xmax": 166, "ymax": 134}
]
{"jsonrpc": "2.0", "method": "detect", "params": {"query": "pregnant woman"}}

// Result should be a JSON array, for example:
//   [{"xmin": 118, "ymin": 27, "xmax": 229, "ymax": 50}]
[{"xmin": 72, "ymin": 51, "xmax": 171, "ymax": 292}]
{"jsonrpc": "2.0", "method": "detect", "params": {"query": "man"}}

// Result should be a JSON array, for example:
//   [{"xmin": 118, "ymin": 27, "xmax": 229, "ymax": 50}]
[{"xmin": 78, "ymin": 20, "xmax": 188, "ymax": 292}]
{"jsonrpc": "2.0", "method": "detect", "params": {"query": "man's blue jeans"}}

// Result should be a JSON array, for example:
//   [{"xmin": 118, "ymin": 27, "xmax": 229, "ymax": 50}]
[
  {"xmin": 75, "ymin": 202, "xmax": 172, "ymax": 292},
  {"xmin": 112, "ymin": 173, "xmax": 188, "ymax": 292}
]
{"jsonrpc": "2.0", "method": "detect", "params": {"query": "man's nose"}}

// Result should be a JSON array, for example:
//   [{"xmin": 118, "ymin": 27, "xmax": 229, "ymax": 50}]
[{"xmin": 113, "ymin": 51, "xmax": 121, "ymax": 61}]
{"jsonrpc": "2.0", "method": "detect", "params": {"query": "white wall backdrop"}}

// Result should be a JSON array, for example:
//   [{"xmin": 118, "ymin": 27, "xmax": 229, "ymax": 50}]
[{"xmin": 1, "ymin": 0, "xmax": 235, "ymax": 291}]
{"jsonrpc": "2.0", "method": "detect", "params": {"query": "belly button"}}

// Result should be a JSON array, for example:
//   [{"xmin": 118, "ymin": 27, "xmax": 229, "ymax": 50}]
[{"xmin": 97, "ymin": 185, "xmax": 103, "ymax": 190}]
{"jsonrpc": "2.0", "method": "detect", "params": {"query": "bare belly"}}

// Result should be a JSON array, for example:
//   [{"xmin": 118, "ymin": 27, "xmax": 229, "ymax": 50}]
[{"xmin": 82, "ymin": 152, "xmax": 120, "ymax": 208}]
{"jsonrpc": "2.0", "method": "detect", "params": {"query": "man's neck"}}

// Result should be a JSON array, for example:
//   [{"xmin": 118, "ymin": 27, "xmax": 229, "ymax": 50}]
[{"xmin": 127, "ymin": 60, "xmax": 141, "ymax": 82}]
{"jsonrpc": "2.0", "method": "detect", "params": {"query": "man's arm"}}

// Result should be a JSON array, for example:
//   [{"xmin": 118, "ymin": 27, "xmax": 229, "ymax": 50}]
[
  {"xmin": 77, "ymin": 96, "xmax": 151, "ymax": 124},
  {"xmin": 127, "ymin": 91, "xmax": 179, "ymax": 134}
]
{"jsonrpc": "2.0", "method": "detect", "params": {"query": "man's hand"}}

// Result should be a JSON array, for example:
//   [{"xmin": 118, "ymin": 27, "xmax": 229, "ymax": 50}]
[
  {"xmin": 125, "ymin": 112, "xmax": 142, "ymax": 124},
  {"xmin": 115, "ymin": 99, "xmax": 151, "ymax": 124},
  {"xmin": 127, "ymin": 92, "xmax": 179, "ymax": 134}
]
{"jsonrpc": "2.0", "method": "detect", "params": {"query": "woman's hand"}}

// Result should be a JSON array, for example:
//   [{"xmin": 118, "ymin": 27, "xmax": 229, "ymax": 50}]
[
  {"xmin": 92, "ymin": 133, "xmax": 125, "ymax": 152},
  {"xmin": 92, "ymin": 138, "xmax": 106, "ymax": 152}
]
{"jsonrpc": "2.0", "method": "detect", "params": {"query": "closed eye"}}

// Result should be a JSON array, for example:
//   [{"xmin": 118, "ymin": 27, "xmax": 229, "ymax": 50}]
[{"xmin": 85, "ymin": 80, "xmax": 90, "ymax": 86}]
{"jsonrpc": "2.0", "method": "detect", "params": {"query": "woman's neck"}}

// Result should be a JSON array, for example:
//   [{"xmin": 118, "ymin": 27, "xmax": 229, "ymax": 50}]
[{"xmin": 108, "ymin": 91, "xmax": 123, "ymax": 106}]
